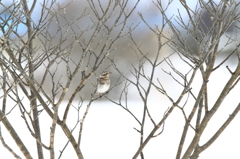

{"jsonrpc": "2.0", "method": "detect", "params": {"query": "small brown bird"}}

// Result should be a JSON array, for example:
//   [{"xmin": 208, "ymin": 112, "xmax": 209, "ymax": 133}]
[{"xmin": 96, "ymin": 72, "xmax": 111, "ymax": 94}]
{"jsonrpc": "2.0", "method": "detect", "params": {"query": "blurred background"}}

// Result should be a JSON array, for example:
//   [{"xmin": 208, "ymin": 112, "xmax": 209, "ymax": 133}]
[
  {"xmin": 1, "ymin": 0, "xmax": 240, "ymax": 159},
  {"xmin": 0, "ymin": 0, "xmax": 239, "ymax": 100}
]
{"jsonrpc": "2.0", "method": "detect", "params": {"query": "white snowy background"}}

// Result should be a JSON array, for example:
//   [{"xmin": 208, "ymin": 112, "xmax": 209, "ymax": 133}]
[{"xmin": 1, "ymin": 0, "xmax": 240, "ymax": 158}]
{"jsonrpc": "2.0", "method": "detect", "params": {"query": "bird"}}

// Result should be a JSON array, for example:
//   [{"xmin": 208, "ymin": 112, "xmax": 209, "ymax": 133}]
[{"xmin": 96, "ymin": 72, "xmax": 111, "ymax": 94}]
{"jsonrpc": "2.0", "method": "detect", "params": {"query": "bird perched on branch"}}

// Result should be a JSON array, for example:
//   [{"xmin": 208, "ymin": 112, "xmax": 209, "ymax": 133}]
[{"xmin": 96, "ymin": 72, "xmax": 111, "ymax": 94}]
